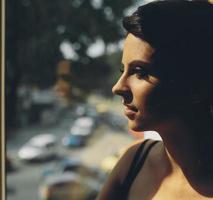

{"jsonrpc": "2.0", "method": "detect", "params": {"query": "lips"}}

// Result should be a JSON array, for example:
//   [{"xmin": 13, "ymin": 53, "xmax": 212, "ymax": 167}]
[{"xmin": 124, "ymin": 105, "xmax": 138, "ymax": 119}]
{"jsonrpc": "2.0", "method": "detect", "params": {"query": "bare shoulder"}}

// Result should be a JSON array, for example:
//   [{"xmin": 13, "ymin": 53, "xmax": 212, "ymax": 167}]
[
  {"xmin": 121, "ymin": 139, "xmax": 163, "ymax": 168},
  {"xmin": 117, "ymin": 139, "xmax": 148, "ymax": 182},
  {"xmin": 144, "ymin": 139, "xmax": 165, "ymax": 167},
  {"xmin": 96, "ymin": 139, "xmax": 147, "ymax": 200},
  {"xmin": 96, "ymin": 139, "xmax": 164, "ymax": 200}
]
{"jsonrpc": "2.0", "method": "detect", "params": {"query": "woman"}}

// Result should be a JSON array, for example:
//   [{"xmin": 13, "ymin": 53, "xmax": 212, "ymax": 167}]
[{"xmin": 96, "ymin": 1, "xmax": 213, "ymax": 199}]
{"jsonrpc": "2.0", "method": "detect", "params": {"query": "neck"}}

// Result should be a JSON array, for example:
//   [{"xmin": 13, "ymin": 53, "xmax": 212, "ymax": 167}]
[{"xmin": 156, "ymin": 117, "xmax": 213, "ymax": 196}]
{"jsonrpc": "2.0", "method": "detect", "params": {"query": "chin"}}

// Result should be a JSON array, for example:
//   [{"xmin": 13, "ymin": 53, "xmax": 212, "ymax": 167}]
[
  {"xmin": 128, "ymin": 120, "xmax": 146, "ymax": 132},
  {"xmin": 128, "ymin": 118, "xmax": 155, "ymax": 132}
]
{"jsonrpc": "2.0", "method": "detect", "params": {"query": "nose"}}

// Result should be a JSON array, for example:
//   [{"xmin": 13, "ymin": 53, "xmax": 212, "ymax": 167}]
[{"xmin": 112, "ymin": 75, "xmax": 129, "ymax": 97}]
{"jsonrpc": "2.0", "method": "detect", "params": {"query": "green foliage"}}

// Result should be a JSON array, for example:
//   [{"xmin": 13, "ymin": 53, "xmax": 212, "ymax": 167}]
[
  {"xmin": 6, "ymin": 0, "xmax": 135, "ymax": 87},
  {"xmin": 6, "ymin": 0, "xmax": 136, "ymax": 128}
]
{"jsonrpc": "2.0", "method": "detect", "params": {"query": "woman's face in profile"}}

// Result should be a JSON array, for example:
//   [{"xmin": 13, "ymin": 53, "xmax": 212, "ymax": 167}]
[{"xmin": 112, "ymin": 34, "xmax": 161, "ymax": 131}]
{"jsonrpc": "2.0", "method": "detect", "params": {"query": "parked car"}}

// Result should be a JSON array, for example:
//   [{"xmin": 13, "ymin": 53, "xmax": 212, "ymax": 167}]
[
  {"xmin": 75, "ymin": 104, "xmax": 98, "ymax": 120},
  {"xmin": 39, "ymin": 172, "xmax": 101, "ymax": 200},
  {"xmin": 41, "ymin": 157, "xmax": 105, "ymax": 183},
  {"xmin": 62, "ymin": 134, "xmax": 86, "ymax": 148},
  {"xmin": 18, "ymin": 134, "xmax": 57, "ymax": 161},
  {"xmin": 70, "ymin": 116, "xmax": 95, "ymax": 136},
  {"xmin": 41, "ymin": 158, "xmax": 82, "ymax": 178},
  {"xmin": 74, "ymin": 104, "xmax": 87, "ymax": 117},
  {"xmin": 84, "ymin": 105, "xmax": 99, "ymax": 123},
  {"xmin": 105, "ymin": 112, "xmax": 127, "ymax": 131},
  {"xmin": 62, "ymin": 116, "xmax": 95, "ymax": 148}
]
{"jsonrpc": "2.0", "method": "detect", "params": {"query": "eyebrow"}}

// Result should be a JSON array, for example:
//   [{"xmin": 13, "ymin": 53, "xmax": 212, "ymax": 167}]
[
  {"xmin": 128, "ymin": 60, "xmax": 152, "ymax": 68},
  {"xmin": 121, "ymin": 60, "xmax": 158, "ymax": 77},
  {"xmin": 122, "ymin": 59, "xmax": 151, "ymax": 65},
  {"xmin": 121, "ymin": 60, "xmax": 152, "ymax": 70}
]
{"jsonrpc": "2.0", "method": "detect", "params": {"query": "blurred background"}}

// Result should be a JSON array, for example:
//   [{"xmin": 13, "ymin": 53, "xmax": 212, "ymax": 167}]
[{"xmin": 5, "ymin": 0, "xmax": 156, "ymax": 200}]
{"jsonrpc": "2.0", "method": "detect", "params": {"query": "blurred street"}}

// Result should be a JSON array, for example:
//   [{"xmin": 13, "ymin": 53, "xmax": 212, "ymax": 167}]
[
  {"xmin": 6, "ymin": 97, "xmax": 135, "ymax": 200},
  {"xmin": 5, "ymin": 1, "xmax": 149, "ymax": 199}
]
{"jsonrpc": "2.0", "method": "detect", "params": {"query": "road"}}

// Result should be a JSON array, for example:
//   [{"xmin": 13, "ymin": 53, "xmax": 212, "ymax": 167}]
[{"xmin": 6, "ymin": 107, "xmax": 135, "ymax": 200}]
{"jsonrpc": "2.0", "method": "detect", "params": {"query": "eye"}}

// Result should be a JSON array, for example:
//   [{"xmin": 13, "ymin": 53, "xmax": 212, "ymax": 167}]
[{"xmin": 131, "ymin": 66, "xmax": 149, "ymax": 79}]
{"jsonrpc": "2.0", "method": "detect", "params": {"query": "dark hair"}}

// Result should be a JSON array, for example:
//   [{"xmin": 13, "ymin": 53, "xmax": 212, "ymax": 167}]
[
  {"xmin": 123, "ymin": 0, "xmax": 213, "ymax": 48},
  {"xmin": 123, "ymin": 0, "xmax": 213, "ymax": 117}
]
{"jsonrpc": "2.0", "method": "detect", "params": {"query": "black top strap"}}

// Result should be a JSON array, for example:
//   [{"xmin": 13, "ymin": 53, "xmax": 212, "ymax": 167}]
[
  {"xmin": 122, "ymin": 139, "xmax": 149, "ymax": 189},
  {"xmin": 119, "ymin": 140, "xmax": 160, "ymax": 199}
]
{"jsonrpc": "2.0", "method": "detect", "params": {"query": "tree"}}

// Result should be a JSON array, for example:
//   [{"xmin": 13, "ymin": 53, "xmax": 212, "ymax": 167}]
[{"xmin": 6, "ymin": 0, "xmax": 136, "ymax": 129}]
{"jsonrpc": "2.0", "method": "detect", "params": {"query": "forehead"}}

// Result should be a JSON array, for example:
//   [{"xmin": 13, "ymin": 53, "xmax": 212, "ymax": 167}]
[{"xmin": 122, "ymin": 34, "xmax": 155, "ymax": 65}]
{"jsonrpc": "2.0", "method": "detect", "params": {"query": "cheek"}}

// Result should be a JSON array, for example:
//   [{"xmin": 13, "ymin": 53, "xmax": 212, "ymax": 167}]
[
  {"xmin": 145, "ymin": 84, "xmax": 169, "ymax": 116},
  {"xmin": 133, "ymin": 83, "xmax": 156, "ymax": 113}
]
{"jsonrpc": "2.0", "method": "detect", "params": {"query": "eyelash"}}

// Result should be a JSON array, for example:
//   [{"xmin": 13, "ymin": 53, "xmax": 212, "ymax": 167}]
[
  {"xmin": 131, "ymin": 66, "xmax": 149, "ymax": 79},
  {"xmin": 120, "ymin": 67, "xmax": 124, "ymax": 74},
  {"xmin": 119, "ymin": 66, "xmax": 149, "ymax": 79}
]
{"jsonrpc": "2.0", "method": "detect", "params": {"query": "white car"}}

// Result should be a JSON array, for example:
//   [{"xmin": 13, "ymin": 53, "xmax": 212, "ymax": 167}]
[
  {"xmin": 18, "ymin": 134, "xmax": 57, "ymax": 161},
  {"xmin": 70, "ymin": 117, "xmax": 95, "ymax": 136}
]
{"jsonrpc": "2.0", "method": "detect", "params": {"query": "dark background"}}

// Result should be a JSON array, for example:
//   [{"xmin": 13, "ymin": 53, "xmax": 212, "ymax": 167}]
[{"xmin": 6, "ymin": 0, "xmax": 146, "ymax": 132}]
